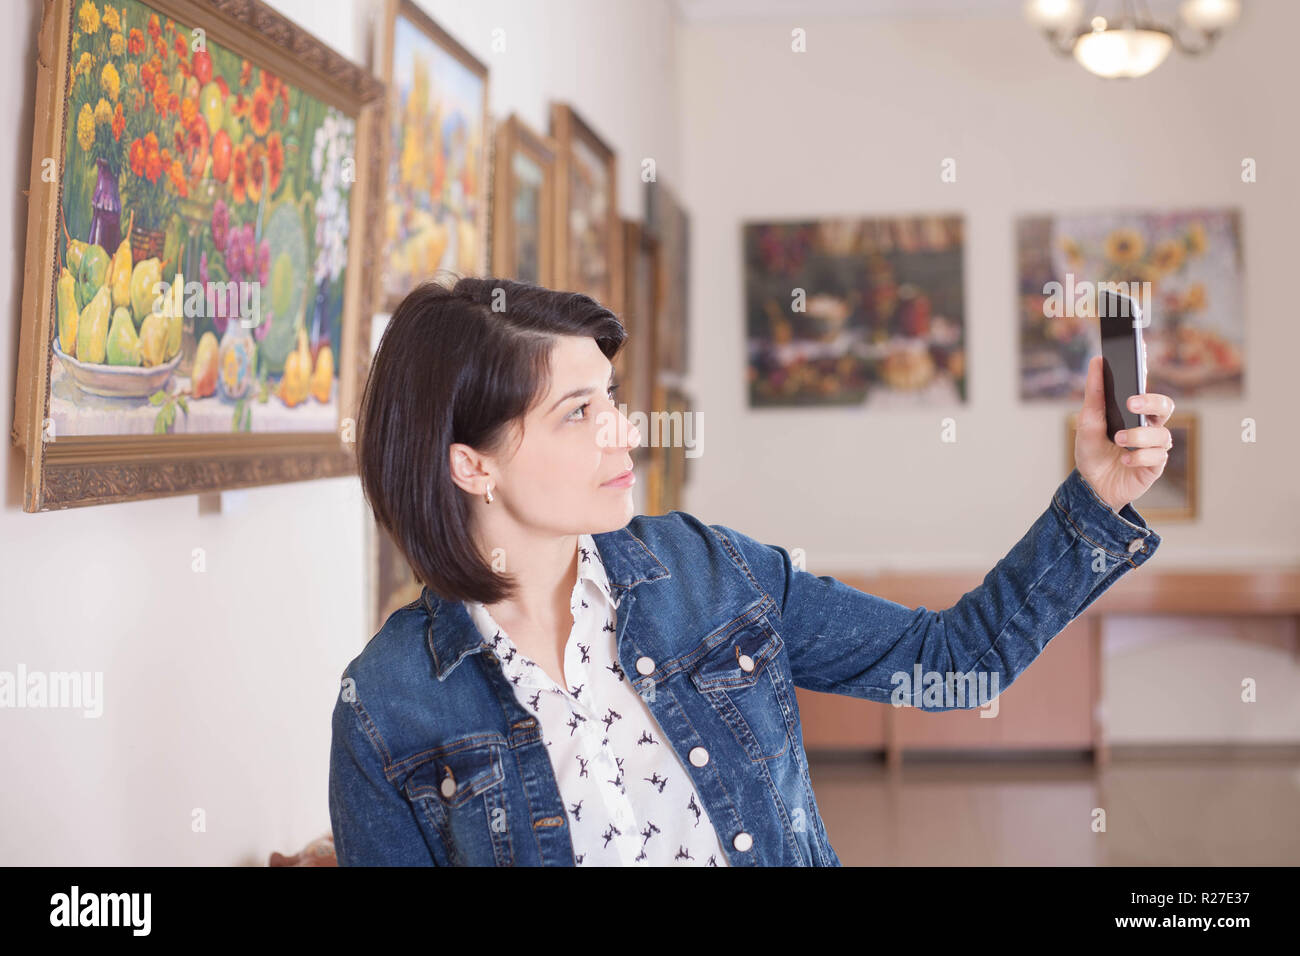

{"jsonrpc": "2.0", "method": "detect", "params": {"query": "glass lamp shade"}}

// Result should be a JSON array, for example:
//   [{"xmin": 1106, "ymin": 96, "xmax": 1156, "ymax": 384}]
[
  {"xmin": 1179, "ymin": 0, "xmax": 1241, "ymax": 32},
  {"xmin": 1073, "ymin": 27, "xmax": 1174, "ymax": 77},
  {"xmin": 1023, "ymin": 0, "xmax": 1083, "ymax": 31}
]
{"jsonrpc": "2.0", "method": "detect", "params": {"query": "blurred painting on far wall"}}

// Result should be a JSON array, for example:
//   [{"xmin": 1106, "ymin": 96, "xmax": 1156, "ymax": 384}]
[
  {"xmin": 1066, "ymin": 411, "xmax": 1198, "ymax": 523},
  {"xmin": 1018, "ymin": 209, "xmax": 1244, "ymax": 402},
  {"xmin": 744, "ymin": 215, "xmax": 966, "ymax": 407}
]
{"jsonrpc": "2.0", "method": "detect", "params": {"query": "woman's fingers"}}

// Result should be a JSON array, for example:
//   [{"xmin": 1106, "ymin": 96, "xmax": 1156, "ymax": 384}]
[
  {"xmin": 1121, "ymin": 445, "xmax": 1170, "ymax": 467},
  {"xmin": 1114, "ymin": 425, "xmax": 1172, "ymax": 449},
  {"xmin": 1128, "ymin": 393, "xmax": 1175, "ymax": 427}
]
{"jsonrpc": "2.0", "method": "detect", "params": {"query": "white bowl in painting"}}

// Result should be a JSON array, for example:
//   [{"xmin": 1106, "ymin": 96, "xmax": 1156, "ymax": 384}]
[{"xmin": 52, "ymin": 337, "xmax": 181, "ymax": 399}]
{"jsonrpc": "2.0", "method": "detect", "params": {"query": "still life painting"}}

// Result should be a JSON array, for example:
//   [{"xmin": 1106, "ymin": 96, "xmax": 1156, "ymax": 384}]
[
  {"xmin": 15, "ymin": 0, "xmax": 383, "ymax": 510},
  {"xmin": 744, "ymin": 215, "xmax": 966, "ymax": 407}
]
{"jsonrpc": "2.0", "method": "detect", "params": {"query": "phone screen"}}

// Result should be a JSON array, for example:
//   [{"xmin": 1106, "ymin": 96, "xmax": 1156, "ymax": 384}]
[{"xmin": 1097, "ymin": 291, "xmax": 1147, "ymax": 446}]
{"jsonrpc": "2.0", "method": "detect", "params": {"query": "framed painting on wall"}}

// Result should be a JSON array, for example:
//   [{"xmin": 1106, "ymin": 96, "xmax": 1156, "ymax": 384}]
[
  {"xmin": 617, "ymin": 218, "xmax": 659, "ymax": 517},
  {"xmin": 13, "ymin": 0, "xmax": 385, "ymax": 511},
  {"xmin": 550, "ymin": 101, "xmax": 620, "ymax": 312},
  {"xmin": 645, "ymin": 382, "xmax": 692, "ymax": 515},
  {"xmin": 1066, "ymin": 410, "xmax": 1199, "ymax": 522},
  {"xmin": 617, "ymin": 218, "xmax": 659, "ymax": 436},
  {"xmin": 376, "ymin": 0, "xmax": 489, "ymax": 309},
  {"xmin": 644, "ymin": 177, "xmax": 689, "ymax": 375},
  {"xmin": 490, "ymin": 112, "xmax": 556, "ymax": 285},
  {"xmin": 744, "ymin": 215, "xmax": 966, "ymax": 408},
  {"xmin": 1019, "ymin": 209, "xmax": 1243, "ymax": 402}
]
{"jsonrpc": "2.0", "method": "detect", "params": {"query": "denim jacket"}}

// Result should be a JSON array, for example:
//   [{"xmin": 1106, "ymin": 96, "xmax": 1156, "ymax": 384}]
[{"xmin": 329, "ymin": 467, "xmax": 1160, "ymax": 866}]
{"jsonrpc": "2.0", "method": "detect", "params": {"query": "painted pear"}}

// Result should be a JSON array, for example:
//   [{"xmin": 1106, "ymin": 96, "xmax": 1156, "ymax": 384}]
[
  {"xmin": 76, "ymin": 285, "xmax": 111, "ymax": 365},
  {"xmin": 278, "ymin": 328, "xmax": 312, "ymax": 407},
  {"xmin": 163, "ymin": 307, "xmax": 182, "ymax": 360},
  {"xmin": 139, "ymin": 311, "xmax": 168, "ymax": 367},
  {"xmin": 76, "ymin": 244, "xmax": 109, "ymax": 311},
  {"xmin": 65, "ymin": 238, "xmax": 88, "ymax": 275},
  {"xmin": 56, "ymin": 267, "xmax": 79, "ymax": 357},
  {"xmin": 109, "ymin": 235, "xmax": 133, "ymax": 310},
  {"xmin": 129, "ymin": 258, "xmax": 163, "ymax": 327},
  {"xmin": 106, "ymin": 306, "xmax": 142, "ymax": 366},
  {"xmin": 310, "ymin": 344, "xmax": 333, "ymax": 403},
  {"xmin": 192, "ymin": 331, "xmax": 219, "ymax": 397}
]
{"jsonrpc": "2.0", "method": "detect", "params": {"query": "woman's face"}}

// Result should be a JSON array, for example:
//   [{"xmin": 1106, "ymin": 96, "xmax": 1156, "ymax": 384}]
[{"xmin": 475, "ymin": 335, "xmax": 642, "ymax": 535}]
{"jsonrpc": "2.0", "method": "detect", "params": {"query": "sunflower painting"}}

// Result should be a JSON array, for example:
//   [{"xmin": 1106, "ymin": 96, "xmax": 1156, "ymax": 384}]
[{"xmin": 1017, "ymin": 209, "xmax": 1244, "ymax": 401}]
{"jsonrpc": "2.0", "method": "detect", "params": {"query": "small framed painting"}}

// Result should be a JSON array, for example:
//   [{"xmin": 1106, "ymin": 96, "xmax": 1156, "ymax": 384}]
[
  {"xmin": 645, "ymin": 177, "xmax": 689, "ymax": 375},
  {"xmin": 14, "ymin": 0, "xmax": 385, "ymax": 511},
  {"xmin": 490, "ymin": 113, "xmax": 556, "ymax": 285},
  {"xmin": 617, "ymin": 218, "xmax": 659, "ymax": 436},
  {"xmin": 1066, "ymin": 410, "xmax": 1198, "ymax": 522},
  {"xmin": 376, "ymin": 0, "xmax": 490, "ymax": 308},
  {"xmin": 550, "ymin": 102, "xmax": 621, "ymax": 311},
  {"xmin": 645, "ymin": 382, "xmax": 692, "ymax": 515}
]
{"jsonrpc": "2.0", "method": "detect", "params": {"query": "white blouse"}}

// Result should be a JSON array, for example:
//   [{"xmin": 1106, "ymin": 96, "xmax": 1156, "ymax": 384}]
[{"xmin": 464, "ymin": 534, "xmax": 730, "ymax": 866}]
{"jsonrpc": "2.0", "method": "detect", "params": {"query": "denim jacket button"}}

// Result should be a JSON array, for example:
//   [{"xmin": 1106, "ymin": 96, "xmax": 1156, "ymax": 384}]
[
  {"xmin": 440, "ymin": 773, "xmax": 456, "ymax": 798},
  {"xmin": 635, "ymin": 656, "xmax": 655, "ymax": 676},
  {"xmin": 738, "ymin": 653, "xmax": 755, "ymax": 673},
  {"xmin": 689, "ymin": 746, "xmax": 709, "ymax": 767},
  {"xmin": 733, "ymin": 832, "xmax": 753, "ymax": 852},
  {"xmin": 1127, "ymin": 537, "xmax": 1144, "ymax": 553}
]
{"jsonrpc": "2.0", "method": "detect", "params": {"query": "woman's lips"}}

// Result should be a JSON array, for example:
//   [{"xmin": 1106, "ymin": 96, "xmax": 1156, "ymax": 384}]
[{"xmin": 602, "ymin": 468, "xmax": 635, "ymax": 488}]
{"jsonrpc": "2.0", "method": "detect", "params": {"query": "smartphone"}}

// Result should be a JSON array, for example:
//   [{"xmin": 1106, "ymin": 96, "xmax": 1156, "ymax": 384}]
[{"xmin": 1097, "ymin": 289, "xmax": 1147, "ymax": 450}]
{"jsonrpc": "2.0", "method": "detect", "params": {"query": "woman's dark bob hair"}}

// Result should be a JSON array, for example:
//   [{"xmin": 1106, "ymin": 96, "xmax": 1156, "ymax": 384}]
[{"xmin": 356, "ymin": 273, "xmax": 627, "ymax": 608}]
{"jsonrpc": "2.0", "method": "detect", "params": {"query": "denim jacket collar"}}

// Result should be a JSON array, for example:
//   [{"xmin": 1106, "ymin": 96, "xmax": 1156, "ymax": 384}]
[{"xmin": 419, "ymin": 524, "xmax": 672, "ymax": 681}]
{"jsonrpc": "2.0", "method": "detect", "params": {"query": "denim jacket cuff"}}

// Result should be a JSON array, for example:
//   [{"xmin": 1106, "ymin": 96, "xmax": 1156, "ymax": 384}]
[{"xmin": 1053, "ymin": 467, "xmax": 1161, "ymax": 569}]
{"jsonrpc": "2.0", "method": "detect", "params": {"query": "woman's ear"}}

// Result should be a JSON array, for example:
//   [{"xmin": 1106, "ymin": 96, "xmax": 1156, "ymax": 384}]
[{"xmin": 448, "ymin": 442, "xmax": 493, "ymax": 497}]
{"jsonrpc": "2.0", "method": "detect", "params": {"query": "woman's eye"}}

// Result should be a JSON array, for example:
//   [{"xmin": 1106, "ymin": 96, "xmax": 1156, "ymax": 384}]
[{"xmin": 568, "ymin": 383, "xmax": 619, "ymax": 422}]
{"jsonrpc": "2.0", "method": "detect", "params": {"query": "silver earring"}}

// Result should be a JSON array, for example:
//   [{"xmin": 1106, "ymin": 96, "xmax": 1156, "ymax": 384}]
[{"xmin": 484, "ymin": 484, "xmax": 494, "ymax": 504}]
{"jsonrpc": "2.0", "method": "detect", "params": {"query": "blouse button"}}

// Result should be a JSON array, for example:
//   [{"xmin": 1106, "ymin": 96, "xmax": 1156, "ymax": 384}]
[
  {"xmin": 733, "ymin": 832, "xmax": 753, "ymax": 852},
  {"xmin": 440, "ymin": 772, "xmax": 456, "ymax": 799},
  {"xmin": 738, "ymin": 653, "xmax": 755, "ymax": 673},
  {"xmin": 689, "ymin": 746, "xmax": 709, "ymax": 767},
  {"xmin": 635, "ymin": 656, "xmax": 655, "ymax": 676}
]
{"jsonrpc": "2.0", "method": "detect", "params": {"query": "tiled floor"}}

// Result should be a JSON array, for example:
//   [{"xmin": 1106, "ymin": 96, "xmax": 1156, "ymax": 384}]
[{"xmin": 808, "ymin": 751, "xmax": 1300, "ymax": 865}]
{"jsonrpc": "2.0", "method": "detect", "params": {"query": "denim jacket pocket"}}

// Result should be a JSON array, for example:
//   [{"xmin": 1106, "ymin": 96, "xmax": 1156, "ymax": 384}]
[
  {"xmin": 689, "ymin": 619, "xmax": 791, "ymax": 762},
  {"xmin": 403, "ymin": 734, "xmax": 513, "ymax": 865}
]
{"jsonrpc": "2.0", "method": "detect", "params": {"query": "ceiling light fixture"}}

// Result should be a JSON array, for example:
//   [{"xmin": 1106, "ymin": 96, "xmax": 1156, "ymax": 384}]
[{"xmin": 1023, "ymin": 0, "xmax": 1240, "ymax": 78}]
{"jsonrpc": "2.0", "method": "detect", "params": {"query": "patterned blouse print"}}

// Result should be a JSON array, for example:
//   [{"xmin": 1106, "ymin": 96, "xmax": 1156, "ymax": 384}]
[{"xmin": 464, "ymin": 534, "xmax": 730, "ymax": 866}]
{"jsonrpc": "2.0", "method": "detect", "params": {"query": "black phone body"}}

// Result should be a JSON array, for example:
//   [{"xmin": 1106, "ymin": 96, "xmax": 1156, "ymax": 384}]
[{"xmin": 1097, "ymin": 289, "xmax": 1148, "ymax": 450}]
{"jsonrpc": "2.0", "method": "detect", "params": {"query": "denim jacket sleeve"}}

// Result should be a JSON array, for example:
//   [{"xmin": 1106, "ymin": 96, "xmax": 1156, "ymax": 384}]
[
  {"xmin": 329, "ymin": 687, "xmax": 439, "ymax": 866},
  {"xmin": 709, "ymin": 468, "xmax": 1160, "ymax": 709}
]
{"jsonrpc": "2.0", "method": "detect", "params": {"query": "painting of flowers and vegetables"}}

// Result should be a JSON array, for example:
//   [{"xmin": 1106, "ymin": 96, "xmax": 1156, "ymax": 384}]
[
  {"xmin": 744, "ymin": 216, "xmax": 966, "ymax": 408},
  {"xmin": 377, "ymin": 0, "xmax": 489, "ymax": 310},
  {"xmin": 51, "ymin": 0, "xmax": 361, "ymax": 435},
  {"xmin": 15, "ymin": 0, "xmax": 383, "ymax": 511},
  {"xmin": 1017, "ymin": 210, "xmax": 1244, "ymax": 401}
]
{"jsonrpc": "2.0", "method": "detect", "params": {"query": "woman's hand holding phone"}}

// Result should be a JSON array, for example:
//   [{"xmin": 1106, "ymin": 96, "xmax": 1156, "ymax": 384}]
[{"xmin": 1074, "ymin": 354, "xmax": 1176, "ymax": 514}]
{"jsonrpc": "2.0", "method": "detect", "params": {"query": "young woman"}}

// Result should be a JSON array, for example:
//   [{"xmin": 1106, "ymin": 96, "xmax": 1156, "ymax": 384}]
[{"xmin": 329, "ymin": 276, "xmax": 1172, "ymax": 866}]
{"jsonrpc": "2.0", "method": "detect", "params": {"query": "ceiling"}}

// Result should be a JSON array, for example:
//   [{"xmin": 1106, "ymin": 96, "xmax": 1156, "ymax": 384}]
[{"xmin": 673, "ymin": 0, "xmax": 1193, "ymax": 22}]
